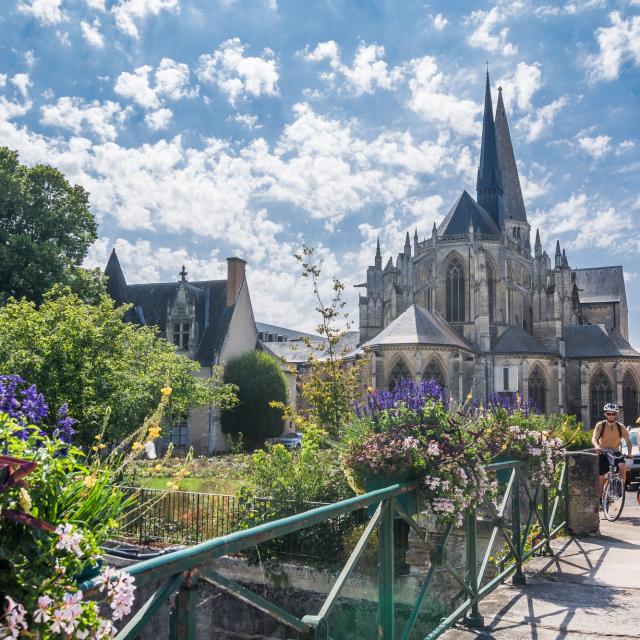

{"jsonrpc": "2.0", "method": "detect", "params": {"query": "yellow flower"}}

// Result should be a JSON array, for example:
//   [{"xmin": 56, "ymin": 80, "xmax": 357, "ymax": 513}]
[
  {"xmin": 84, "ymin": 475, "xmax": 97, "ymax": 489},
  {"xmin": 466, "ymin": 392, "xmax": 473, "ymax": 403},
  {"xmin": 154, "ymin": 464, "xmax": 163, "ymax": 472},
  {"xmin": 161, "ymin": 386, "xmax": 172, "ymax": 397},
  {"xmin": 18, "ymin": 488, "xmax": 32, "ymax": 513},
  {"xmin": 148, "ymin": 425, "xmax": 161, "ymax": 440},
  {"xmin": 94, "ymin": 434, "xmax": 102, "ymax": 440},
  {"xmin": 132, "ymin": 442, "xmax": 144, "ymax": 453}
]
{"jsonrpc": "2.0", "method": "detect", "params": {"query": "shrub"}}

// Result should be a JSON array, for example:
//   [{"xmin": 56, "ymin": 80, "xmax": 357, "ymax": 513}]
[{"xmin": 222, "ymin": 351, "xmax": 288, "ymax": 449}]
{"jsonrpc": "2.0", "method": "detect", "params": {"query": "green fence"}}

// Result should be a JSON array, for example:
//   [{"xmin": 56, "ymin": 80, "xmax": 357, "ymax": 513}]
[{"xmin": 83, "ymin": 459, "xmax": 567, "ymax": 639}]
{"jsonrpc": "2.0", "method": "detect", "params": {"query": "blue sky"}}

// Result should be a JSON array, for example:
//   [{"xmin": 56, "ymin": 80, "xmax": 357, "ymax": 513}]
[{"xmin": 2, "ymin": 0, "xmax": 639, "ymax": 340}]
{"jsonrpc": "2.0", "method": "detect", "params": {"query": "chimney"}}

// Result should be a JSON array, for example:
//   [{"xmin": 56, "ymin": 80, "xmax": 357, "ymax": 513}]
[{"xmin": 226, "ymin": 257, "xmax": 246, "ymax": 306}]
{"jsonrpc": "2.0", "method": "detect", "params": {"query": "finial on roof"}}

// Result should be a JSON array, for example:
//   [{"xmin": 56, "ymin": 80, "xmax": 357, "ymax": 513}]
[
  {"xmin": 375, "ymin": 237, "xmax": 382, "ymax": 268},
  {"xmin": 498, "ymin": 86, "xmax": 502, "ymax": 93},
  {"xmin": 555, "ymin": 240, "xmax": 561, "ymax": 255},
  {"xmin": 414, "ymin": 228, "xmax": 418, "ymax": 239},
  {"xmin": 179, "ymin": 265, "xmax": 188, "ymax": 282}
]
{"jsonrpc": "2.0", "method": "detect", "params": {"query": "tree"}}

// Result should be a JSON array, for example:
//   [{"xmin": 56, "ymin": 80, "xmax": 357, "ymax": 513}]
[
  {"xmin": 0, "ymin": 287, "xmax": 237, "ymax": 446},
  {"xmin": 0, "ymin": 147, "xmax": 97, "ymax": 304},
  {"xmin": 222, "ymin": 351, "xmax": 288, "ymax": 449}
]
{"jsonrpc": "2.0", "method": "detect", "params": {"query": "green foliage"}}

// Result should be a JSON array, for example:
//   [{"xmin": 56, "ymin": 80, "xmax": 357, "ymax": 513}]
[
  {"xmin": 0, "ymin": 288, "xmax": 237, "ymax": 445},
  {"xmin": 0, "ymin": 147, "xmax": 97, "ymax": 304},
  {"xmin": 222, "ymin": 351, "xmax": 287, "ymax": 448}
]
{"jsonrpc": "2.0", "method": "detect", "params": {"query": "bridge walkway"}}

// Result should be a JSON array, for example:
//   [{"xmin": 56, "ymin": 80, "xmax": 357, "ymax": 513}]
[{"xmin": 441, "ymin": 497, "xmax": 640, "ymax": 639}]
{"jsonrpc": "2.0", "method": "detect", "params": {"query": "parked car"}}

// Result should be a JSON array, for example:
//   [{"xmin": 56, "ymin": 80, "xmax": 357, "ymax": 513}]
[
  {"xmin": 623, "ymin": 427, "xmax": 640, "ymax": 485},
  {"xmin": 273, "ymin": 432, "xmax": 303, "ymax": 449}
]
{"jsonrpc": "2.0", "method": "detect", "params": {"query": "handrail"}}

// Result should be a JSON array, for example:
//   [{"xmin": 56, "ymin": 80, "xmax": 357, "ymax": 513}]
[{"xmin": 85, "ymin": 458, "xmax": 567, "ymax": 640}]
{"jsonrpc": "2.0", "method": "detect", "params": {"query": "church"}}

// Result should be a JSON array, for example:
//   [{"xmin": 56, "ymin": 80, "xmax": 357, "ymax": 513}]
[{"xmin": 356, "ymin": 74, "xmax": 640, "ymax": 428}]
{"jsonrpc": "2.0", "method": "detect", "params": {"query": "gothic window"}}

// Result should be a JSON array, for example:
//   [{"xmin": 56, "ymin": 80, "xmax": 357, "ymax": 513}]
[
  {"xmin": 170, "ymin": 419, "xmax": 189, "ymax": 447},
  {"xmin": 446, "ymin": 258, "xmax": 465, "ymax": 322},
  {"xmin": 423, "ymin": 360, "xmax": 445, "ymax": 387},
  {"xmin": 528, "ymin": 367, "xmax": 547, "ymax": 414},
  {"xmin": 388, "ymin": 359, "xmax": 411, "ymax": 391},
  {"xmin": 487, "ymin": 264, "xmax": 495, "ymax": 322},
  {"xmin": 173, "ymin": 322, "xmax": 191, "ymax": 349},
  {"xmin": 623, "ymin": 372, "xmax": 639, "ymax": 426},
  {"xmin": 590, "ymin": 371, "xmax": 613, "ymax": 423}
]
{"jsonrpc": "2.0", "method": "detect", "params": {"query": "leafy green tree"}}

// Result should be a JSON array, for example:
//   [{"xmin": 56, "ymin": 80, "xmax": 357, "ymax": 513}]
[
  {"xmin": 0, "ymin": 287, "xmax": 237, "ymax": 445},
  {"xmin": 222, "ymin": 351, "xmax": 288, "ymax": 449},
  {"xmin": 0, "ymin": 147, "xmax": 97, "ymax": 304}
]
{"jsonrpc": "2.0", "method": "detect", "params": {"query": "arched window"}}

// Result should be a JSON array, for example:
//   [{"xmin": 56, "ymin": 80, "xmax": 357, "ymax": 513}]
[
  {"xmin": 446, "ymin": 258, "xmax": 465, "ymax": 322},
  {"xmin": 623, "ymin": 372, "xmax": 639, "ymax": 426},
  {"xmin": 423, "ymin": 360, "xmax": 445, "ymax": 387},
  {"xmin": 388, "ymin": 359, "xmax": 411, "ymax": 391},
  {"xmin": 590, "ymin": 371, "xmax": 613, "ymax": 424},
  {"xmin": 487, "ymin": 264, "xmax": 495, "ymax": 323},
  {"xmin": 528, "ymin": 367, "xmax": 546, "ymax": 414}
]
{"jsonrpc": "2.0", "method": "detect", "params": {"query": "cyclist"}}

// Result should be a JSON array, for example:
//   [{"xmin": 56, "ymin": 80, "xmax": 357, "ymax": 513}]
[{"xmin": 592, "ymin": 403, "xmax": 633, "ymax": 497}]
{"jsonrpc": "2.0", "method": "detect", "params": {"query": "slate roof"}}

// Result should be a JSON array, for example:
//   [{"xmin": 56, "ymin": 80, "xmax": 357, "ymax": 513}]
[
  {"xmin": 492, "ymin": 325, "xmax": 555, "ymax": 355},
  {"xmin": 256, "ymin": 322, "xmax": 321, "ymax": 342},
  {"xmin": 264, "ymin": 331, "xmax": 360, "ymax": 364},
  {"xmin": 495, "ymin": 88, "xmax": 527, "ymax": 224},
  {"xmin": 362, "ymin": 304, "xmax": 475, "ymax": 351},
  {"xmin": 574, "ymin": 267, "xmax": 625, "ymax": 304},
  {"xmin": 563, "ymin": 325, "xmax": 640, "ymax": 359},
  {"xmin": 438, "ymin": 191, "xmax": 501, "ymax": 237}
]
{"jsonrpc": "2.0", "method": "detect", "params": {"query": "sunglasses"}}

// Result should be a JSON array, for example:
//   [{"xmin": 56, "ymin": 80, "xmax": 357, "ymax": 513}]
[{"xmin": 605, "ymin": 412, "xmax": 618, "ymax": 416}]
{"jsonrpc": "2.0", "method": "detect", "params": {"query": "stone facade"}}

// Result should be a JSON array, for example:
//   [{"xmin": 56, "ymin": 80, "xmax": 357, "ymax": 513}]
[{"xmin": 357, "ymin": 74, "xmax": 640, "ymax": 427}]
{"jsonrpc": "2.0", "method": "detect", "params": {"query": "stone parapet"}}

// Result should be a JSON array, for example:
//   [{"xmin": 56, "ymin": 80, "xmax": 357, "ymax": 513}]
[{"xmin": 565, "ymin": 450, "xmax": 600, "ymax": 536}]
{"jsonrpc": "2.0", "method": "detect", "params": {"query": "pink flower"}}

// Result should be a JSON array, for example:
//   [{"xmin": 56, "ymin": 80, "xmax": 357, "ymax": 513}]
[
  {"xmin": 33, "ymin": 595, "xmax": 52, "ymax": 624},
  {"xmin": 1, "ymin": 597, "xmax": 27, "ymax": 639},
  {"xmin": 55, "ymin": 523, "xmax": 84, "ymax": 558}
]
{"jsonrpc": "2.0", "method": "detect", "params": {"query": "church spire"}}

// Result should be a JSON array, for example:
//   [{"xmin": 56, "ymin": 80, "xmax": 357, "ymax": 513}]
[
  {"xmin": 104, "ymin": 248, "xmax": 129, "ymax": 306},
  {"xmin": 404, "ymin": 231, "xmax": 411, "ymax": 256},
  {"xmin": 534, "ymin": 229, "xmax": 542, "ymax": 257},
  {"xmin": 476, "ymin": 72, "xmax": 504, "ymax": 228},
  {"xmin": 375, "ymin": 237, "xmax": 382, "ymax": 269},
  {"xmin": 495, "ymin": 86, "xmax": 527, "ymax": 224}
]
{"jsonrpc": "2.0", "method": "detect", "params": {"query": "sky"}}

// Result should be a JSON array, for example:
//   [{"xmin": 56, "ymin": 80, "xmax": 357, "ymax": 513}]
[{"xmin": 2, "ymin": 0, "xmax": 640, "ymax": 341}]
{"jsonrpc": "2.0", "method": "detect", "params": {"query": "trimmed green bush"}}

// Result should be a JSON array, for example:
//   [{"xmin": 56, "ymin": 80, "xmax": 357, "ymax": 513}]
[{"xmin": 222, "ymin": 351, "xmax": 288, "ymax": 449}]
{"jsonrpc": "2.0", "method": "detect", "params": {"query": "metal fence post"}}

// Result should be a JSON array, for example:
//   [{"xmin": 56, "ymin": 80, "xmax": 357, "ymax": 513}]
[
  {"xmin": 378, "ymin": 499, "xmax": 394, "ymax": 640},
  {"xmin": 464, "ymin": 509, "xmax": 484, "ymax": 628},
  {"xmin": 542, "ymin": 486, "xmax": 553, "ymax": 556},
  {"xmin": 512, "ymin": 467, "xmax": 526, "ymax": 586},
  {"xmin": 170, "ymin": 571, "xmax": 198, "ymax": 640}
]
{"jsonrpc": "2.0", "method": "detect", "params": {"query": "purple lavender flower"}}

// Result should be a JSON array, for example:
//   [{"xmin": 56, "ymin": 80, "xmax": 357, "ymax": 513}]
[
  {"xmin": 485, "ymin": 392, "xmax": 540, "ymax": 416},
  {"xmin": 55, "ymin": 403, "xmax": 77, "ymax": 443}
]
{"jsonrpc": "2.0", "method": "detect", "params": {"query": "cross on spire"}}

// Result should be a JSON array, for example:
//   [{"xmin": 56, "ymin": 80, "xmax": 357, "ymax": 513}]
[
  {"xmin": 179, "ymin": 265, "xmax": 187, "ymax": 282},
  {"xmin": 485, "ymin": 60, "xmax": 490, "ymax": 74}
]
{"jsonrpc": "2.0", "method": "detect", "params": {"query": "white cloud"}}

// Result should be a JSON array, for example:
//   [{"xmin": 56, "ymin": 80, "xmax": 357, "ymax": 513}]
[
  {"xmin": 520, "ymin": 172, "xmax": 550, "ymax": 202},
  {"xmin": 406, "ymin": 56, "xmax": 479, "ymax": 135},
  {"xmin": 587, "ymin": 11, "xmax": 640, "ymax": 81},
  {"xmin": 24, "ymin": 51, "xmax": 36, "ymax": 66},
  {"xmin": 578, "ymin": 134, "xmax": 611, "ymax": 158},
  {"xmin": 305, "ymin": 41, "xmax": 404, "ymax": 96},
  {"xmin": 433, "ymin": 13, "xmax": 448, "ymax": 30},
  {"xmin": 17, "ymin": 0, "xmax": 64, "ymax": 25},
  {"xmin": 112, "ymin": 0, "xmax": 179, "ymax": 39},
  {"xmin": 80, "ymin": 18, "xmax": 104, "ymax": 48},
  {"xmin": 617, "ymin": 140, "xmax": 635, "ymax": 154},
  {"xmin": 466, "ymin": 6, "xmax": 518, "ymax": 56},
  {"xmin": 114, "ymin": 58, "xmax": 194, "ymax": 110},
  {"xmin": 11, "ymin": 74, "xmax": 32, "ymax": 99},
  {"xmin": 517, "ymin": 97, "xmax": 567, "ymax": 141},
  {"xmin": 145, "ymin": 108, "xmax": 173, "ymax": 131},
  {"xmin": 496, "ymin": 62, "xmax": 543, "ymax": 112},
  {"xmin": 40, "ymin": 97, "xmax": 128, "ymax": 141},
  {"xmin": 197, "ymin": 38, "xmax": 279, "ymax": 105},
  {"xmin": 85, "ymin": 0, "xmax": 106, "ymax": 10},
  {"xmin": 233, "ymin": 113, "xmax": 261, "ymax": 129}
]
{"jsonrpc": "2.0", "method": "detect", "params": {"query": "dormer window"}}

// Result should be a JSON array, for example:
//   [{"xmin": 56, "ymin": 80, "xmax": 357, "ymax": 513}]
[{"xmin": 173, "ymin": 322, "xmax": 191, "ymax": 349}]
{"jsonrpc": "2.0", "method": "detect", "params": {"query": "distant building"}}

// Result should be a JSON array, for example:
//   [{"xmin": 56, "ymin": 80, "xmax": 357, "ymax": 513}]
[
  {"xmin": 356, "ymin": 74, "xmax": 640, "ymax": 427},
  {"xmin": 104, "ymin": 251, "xmax": 258, "ymax": 454}
]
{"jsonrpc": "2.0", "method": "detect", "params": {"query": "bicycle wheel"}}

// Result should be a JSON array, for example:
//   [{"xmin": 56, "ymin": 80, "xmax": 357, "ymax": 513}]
[{"xmin": 602, "ymin": 476, "xmax": 626, "ymax": 521}]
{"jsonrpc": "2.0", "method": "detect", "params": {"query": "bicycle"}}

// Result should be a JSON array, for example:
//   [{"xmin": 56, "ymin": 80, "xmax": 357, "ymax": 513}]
[{"xmin": 601, "ymin": 449, "xmax": 626, "ymax": 521}]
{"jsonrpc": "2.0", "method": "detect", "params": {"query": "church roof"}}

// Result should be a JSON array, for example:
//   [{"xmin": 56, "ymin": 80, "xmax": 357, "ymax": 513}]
[
  {"xmin": 104, "ymin": 249, "xmax": 130, "ymax": 306},
  {"xmin": 492, "ymin": 325, "xmax": 555, "ymax": 355},
  {"xmin": 495, "ymin": 88, "xmax": 527, "ymax": 224},
  {"xmin": 256, "ymin": 322, "xmax": 321, "ymax": 342},
  {"xmin": 574, "ymin": 266, "xmax": 626, "ymax": 304},
  {"xmin": 362, "ymin": 304, "xmax": 475, "ymax": 351},
  {"xmin": 438, "ymin": 191, "xmax": 501, "ymax": 237},
  {"xmin": 563, "ymin": 325, "xmax": 640, "ymax": 358}
]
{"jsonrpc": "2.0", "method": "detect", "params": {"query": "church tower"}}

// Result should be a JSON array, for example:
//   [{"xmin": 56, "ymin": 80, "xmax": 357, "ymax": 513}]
[{"xmin": 476, "ymin": 72, "xmax": 505, "ymax": 229}]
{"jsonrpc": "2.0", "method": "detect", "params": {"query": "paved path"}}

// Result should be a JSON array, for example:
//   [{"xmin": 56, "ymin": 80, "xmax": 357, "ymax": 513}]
[{"xmin": 441, "ymin": 494, "xmax": 640, "ymax": 639}]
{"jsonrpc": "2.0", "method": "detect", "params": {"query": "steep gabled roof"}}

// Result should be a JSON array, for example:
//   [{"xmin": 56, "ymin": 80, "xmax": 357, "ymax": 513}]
[
  {"xmin": 563, "ymin": 325, "xmax": 640, "ymax": 358},
  {"xmin": 438, "ymin": 191, "xmax": 501, "ymax": 237},
  {"xmin": 104, "ymin": 249, "xmax": 129, "ymax": 305},
  {"xmin": 362, "ymin": 304, "xmax": 475, "ymax": 351},
  {"xmin": 492, "ymin": 325, "xmax": 555, "ymax": 355},
  {"xmin": 574, "ymin": 267, "xmax": 626, "ymax": 304},
  {"xmin": 495, "ymin": 87, "xmax": 527, "ymax": 224}
]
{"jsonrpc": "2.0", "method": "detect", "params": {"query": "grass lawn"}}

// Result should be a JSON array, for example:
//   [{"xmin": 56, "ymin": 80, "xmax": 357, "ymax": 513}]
[{"xmin": 134, "ymin": 475, "xmax": 243, "ymax": 494}]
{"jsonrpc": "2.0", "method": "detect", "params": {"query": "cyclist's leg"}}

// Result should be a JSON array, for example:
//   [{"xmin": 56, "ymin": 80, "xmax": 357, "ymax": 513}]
[{"xmin": 617, "ymin": 459, "xmax": 627, "ymax": 484}]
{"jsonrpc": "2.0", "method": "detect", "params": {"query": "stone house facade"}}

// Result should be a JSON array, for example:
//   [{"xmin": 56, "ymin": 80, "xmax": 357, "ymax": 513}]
[
  {"xmin": 356, "ymin": 74, "xmax": 640, "ymax": 428},
  {"xmin": 105, "ymin": 251, "xmax": 258, "ymax": 454}
]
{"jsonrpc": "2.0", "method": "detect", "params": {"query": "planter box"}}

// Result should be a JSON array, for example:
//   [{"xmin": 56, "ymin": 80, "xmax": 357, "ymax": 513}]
[{"xmin": 363, "ymin": 474, "xmax": 417, "ymax": 517}]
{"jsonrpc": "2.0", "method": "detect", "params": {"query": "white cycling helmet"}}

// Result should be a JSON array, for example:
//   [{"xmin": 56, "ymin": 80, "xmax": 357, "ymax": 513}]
[{"xmin": 603, "ymin": 402, "xmax": 619, "ymax": 413}]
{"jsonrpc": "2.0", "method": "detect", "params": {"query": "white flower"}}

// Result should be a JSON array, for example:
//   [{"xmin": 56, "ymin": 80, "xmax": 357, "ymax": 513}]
[
  {"xmin": 100, "ymin": 566, "xmax": 136, "ymax": 621},
  {"xmin": 426, "ymin": 441, "xmax": 440, "ymax": 457},
  {"xmin": 2, "ymin": 597, "xmax": 27, "ymax": 639},
  {"xmin": 55, "ymin": 523, "xmax": 84, "ymax": 558},
  {"xmin": 33, "ymin": 595, "xmax": 52, "ymax": 623}
]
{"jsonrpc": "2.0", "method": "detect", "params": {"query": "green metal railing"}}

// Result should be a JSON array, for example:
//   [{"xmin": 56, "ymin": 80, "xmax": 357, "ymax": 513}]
[{"xmin": 81, "ymin": 459, "xmax": 567, "ymax": 640}]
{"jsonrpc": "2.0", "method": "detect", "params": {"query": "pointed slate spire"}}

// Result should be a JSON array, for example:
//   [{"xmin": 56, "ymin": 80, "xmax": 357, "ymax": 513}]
[
  {"xmin": 404, "ymin": 231, "xmax": 411, "ymax": 256},
  {"xmin": 534, "ymin": 229, "xmax": 542, "ymax": 257},
  {"xmin": 476, "ymin": 72, "xmax": 505, "ymax": 229},
  {"xmin": 495, "ymin": 87, "xmax": 527, "ymax": 224},
  {"xmin": 375, "ymin": 237, "xmax": 382, "ymax": 269},
  {"xmin": 104, "ymin": 248, "xmax": 129, "ymax": 306},
  {"xmin": 555, "ymin": 241, "xmax": 562, "ymax": 268},
  {"xmin": 562, "ymin": 248, "xmax": 569, "ymax": 268}
]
